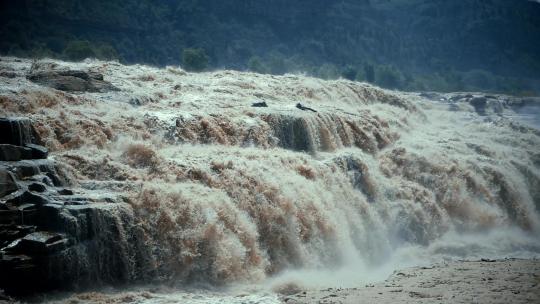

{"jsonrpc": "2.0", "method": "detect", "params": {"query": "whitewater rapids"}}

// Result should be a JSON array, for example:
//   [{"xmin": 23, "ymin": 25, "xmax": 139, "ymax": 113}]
[{"xmin": 0, "ymin": 56, "xmax": 539, "ymax": 302}]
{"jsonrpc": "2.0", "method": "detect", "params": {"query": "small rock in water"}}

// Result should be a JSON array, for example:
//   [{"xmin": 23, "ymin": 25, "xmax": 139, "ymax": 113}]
[
  {"xmin": 252, "ymin": 101, "xmax": 268, "ymax": 107},
  {"xmin": 28, "ymin": 182, "xmax": 47, "ymax": 193},
  {"xmin": 57, "ymin": 188, "xmax": 74, "ymax": 195},
  {"xmin": 295, "ymin": 103, "xmax": 317, "ymax": 112}
]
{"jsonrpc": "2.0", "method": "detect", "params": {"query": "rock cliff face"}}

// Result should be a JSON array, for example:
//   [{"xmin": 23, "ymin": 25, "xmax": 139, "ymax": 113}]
[
  {"xmin": 0, "ymin": 117, "xmax": 149, "ymax": 294},
  {"xmin": 0, "ymin": 56, "xmax": 539, "ymax": 295}
]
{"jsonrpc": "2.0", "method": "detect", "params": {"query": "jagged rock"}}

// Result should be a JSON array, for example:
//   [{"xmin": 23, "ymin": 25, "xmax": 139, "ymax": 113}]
[
  {"xmin": 2, "ymin": 190, "xmax": 50, "ymax": 208},
  {"xmin": 0, "ymin": 169, "xmax": 19, "ymax": 198},
  {"xmin": 24, "ymin": 144, "xmax": 48, "ymax": 159},
  {"xmin": 27, "ymin": 69, "xmax": 118, "ymax": 93},
  {"xmin": 0, "ymin": 144, "xmax": 33, "ymax": 161},
  {"xmin": 4, "ymin": 231, "xmax": 67, "ymax": 254},
  {"xmin": 0, "ymin": 225, "xmax": 36, "ymax": 245},
  {"xmin": 0, "ymin": 118, "xmax": 37, "ymax": 146},
  {"xmin": 27, "ymin": 182, "xmax": 46, "ymax": 193},
  {"xmin": 252, "ymin": 101, "xmax": 268, "ymax": 107}
]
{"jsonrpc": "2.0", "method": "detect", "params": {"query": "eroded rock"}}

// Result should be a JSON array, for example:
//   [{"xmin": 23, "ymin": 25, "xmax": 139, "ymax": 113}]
[{"xmin": 27, "ymin": 69, "xmax": 119, "ymax": 93}]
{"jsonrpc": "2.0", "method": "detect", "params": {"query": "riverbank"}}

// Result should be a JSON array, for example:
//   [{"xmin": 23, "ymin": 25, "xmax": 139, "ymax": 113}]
[{"xmin": 282, "ymin": 258, "xmax": 540, "ymax": 304}]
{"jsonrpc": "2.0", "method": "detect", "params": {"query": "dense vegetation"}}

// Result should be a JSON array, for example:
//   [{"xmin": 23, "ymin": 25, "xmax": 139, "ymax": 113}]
[{"xmin": 1, "ymin": 0, "xmax": 539, "ymax": 95}]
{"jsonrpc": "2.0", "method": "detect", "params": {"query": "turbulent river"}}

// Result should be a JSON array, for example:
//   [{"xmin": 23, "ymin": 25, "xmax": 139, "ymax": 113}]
[{"xmin": 1, "ymin": 57, "xmax": 539, "ymax": 303}]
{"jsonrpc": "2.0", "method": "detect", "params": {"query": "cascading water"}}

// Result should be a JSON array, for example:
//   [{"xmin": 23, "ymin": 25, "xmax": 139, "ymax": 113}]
[{"xmin": 1, "ymin": 57, "xmax": 539, "ymax": 302}]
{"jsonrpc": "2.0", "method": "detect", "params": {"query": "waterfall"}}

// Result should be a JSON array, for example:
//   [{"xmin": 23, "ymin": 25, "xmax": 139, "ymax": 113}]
[{"xmin": 1, "ymin": 57, "xmax": 539, "ymax": 293}]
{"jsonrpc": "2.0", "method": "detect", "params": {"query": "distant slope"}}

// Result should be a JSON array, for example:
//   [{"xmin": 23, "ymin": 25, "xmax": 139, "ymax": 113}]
[{"xmin": 1, "ymin": 0, "xmax": 539, "ymax": 94}]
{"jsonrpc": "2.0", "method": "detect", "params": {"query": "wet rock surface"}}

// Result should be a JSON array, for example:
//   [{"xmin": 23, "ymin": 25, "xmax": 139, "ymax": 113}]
[
  {"xmin": 420, "ymin": 92, "xmax": 540, "ymax": 117},
  {"xmin": 27, "ymin": 69, "xmax": 118, "ymax": 93},
  {"xmin": 0, "ymin": 117, "xmax": 140, "ymax": 296}
]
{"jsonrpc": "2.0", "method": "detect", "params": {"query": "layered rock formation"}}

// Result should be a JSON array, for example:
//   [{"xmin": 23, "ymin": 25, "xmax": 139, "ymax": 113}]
[{"xmin": 0, "ymin": 118, "xmax": 146, "ymax": 295}]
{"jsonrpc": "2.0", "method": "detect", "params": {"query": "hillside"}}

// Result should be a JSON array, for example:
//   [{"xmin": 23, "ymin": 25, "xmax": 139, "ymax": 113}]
[{"xmin": 1, "ymin": 0, "xmax": 539, "ymax": 94}]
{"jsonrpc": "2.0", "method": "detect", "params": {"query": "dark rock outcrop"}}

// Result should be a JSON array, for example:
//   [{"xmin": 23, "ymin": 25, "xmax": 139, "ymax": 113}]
[
  {"xmin": 469, "ymin": 96, "xmax": 488, "ymax": 115},
  {"xmin": 27, "ymin": 69, "xmax": 118, "ymax": 93},
  {"xmin": 0, "ymin": 144, "xmax": 33, "ymax": 161},
  {"xmin": 25, "ymin": 144, "xmax": 48, "ymax": 159},
  {"xmin": 0, "ymin": 117, "xmax": 48, "ymax": 162},
  {"xmin": 0, "ymin": 170, "xmax": 19, "ymax": 198},
  {"xmin": 0, "ymin": 118, "xmax": 37, "ymax": 146},
  {"xmin": 0, "ymin": 116, "xmax": 150, "ymax": 295}
]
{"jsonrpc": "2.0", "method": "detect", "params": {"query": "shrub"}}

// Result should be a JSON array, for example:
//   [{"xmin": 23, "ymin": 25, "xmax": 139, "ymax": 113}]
[
  {"xmin": 63, "ymin": 40, "xmax": 96, "ymax": 61},
  {"xmin": 182, "ymin": 48, "xmax": 209, "ymax": 72}
]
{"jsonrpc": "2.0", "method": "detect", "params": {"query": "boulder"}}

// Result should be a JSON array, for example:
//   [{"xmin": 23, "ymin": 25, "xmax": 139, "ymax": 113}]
[
  {"xmin": 27, "ymin": 70, "xmax": 119, "ymax": 93},
  {"xmin": 24, "ymin": 144, "xmax": 48, "ymax": 159},
  {"xmin": 27, "ymin": 182, "xmax": 46, "ymax": 193},
  {"xmin": 10, "ymin": 161, "xmax": 41, "ymax": 179},
  {"xmin": 0, "ymin": 144, "xmax": 33, "ymax": 161},
  {"xmin": 0, "ymin": 170, "xmax": 19, "ymax": 198},
  {"xmin": 0, "ymin": 118, "xmax": 36, "ymax": 146}
]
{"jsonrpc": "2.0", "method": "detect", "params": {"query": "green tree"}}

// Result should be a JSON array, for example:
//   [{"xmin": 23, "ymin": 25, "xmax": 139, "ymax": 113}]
[
  {"xmin": 63, "ymin": 40, "xmax": 96, "ymax": 61},
  {"xmin": 341, "ymin": 65, "xmax": 357, "ymax": 81},
  {"xmin": 316, "ymin": 63, "xmax": 340, "ymax": 80},
  {"xmin": 247, "ymin": 56, "xmax": 269, "ymax": 74},
  {"xmin": 182, "ymin": 48, "xmax": 209, "ymax": 72},
  {"xmin": 376, "ymin": 65, "xmax": 403, "ymax": 89},
  {"xmin": 364, "ymin": 63, "xmax": 375, "ymax": 83},
  {"xmin": 96, "ymin": 43, "xmax": 119, "ymax": 61}
]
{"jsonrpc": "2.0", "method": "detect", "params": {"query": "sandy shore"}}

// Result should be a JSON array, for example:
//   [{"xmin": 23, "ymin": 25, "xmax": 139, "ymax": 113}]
[{"xmin": 281, "ymin": 259, "xmax": 540, "ymax": 304}]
